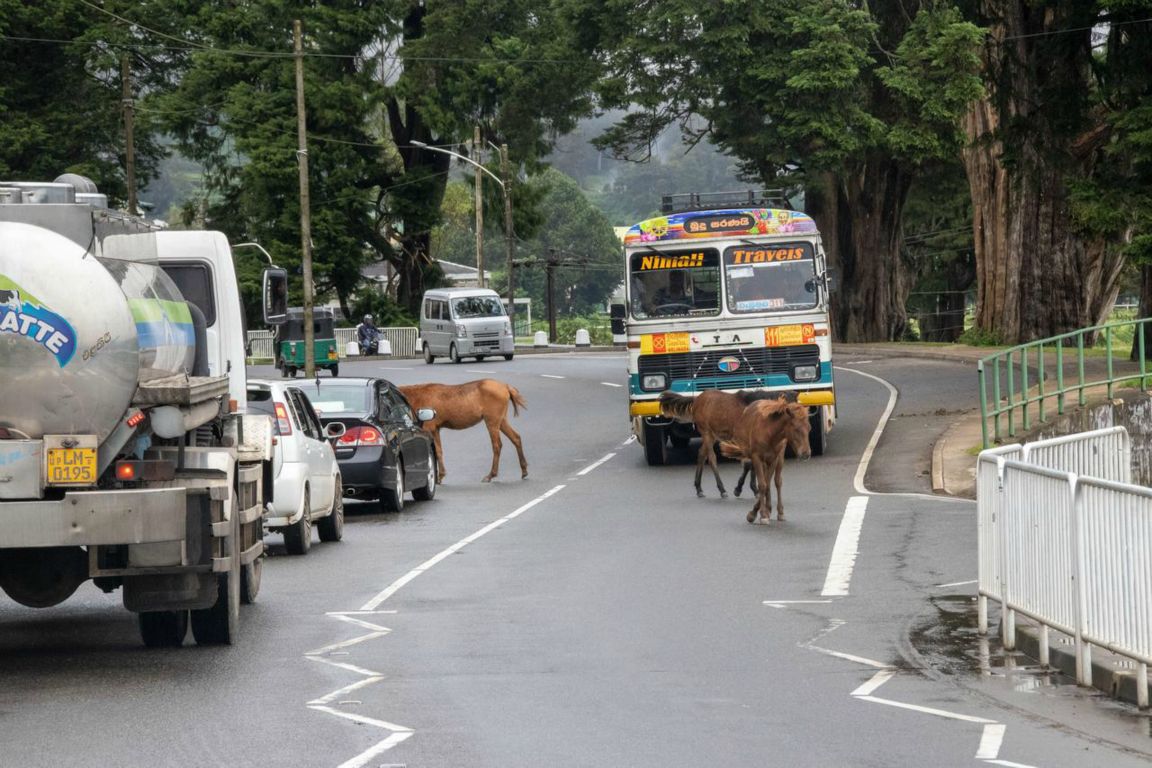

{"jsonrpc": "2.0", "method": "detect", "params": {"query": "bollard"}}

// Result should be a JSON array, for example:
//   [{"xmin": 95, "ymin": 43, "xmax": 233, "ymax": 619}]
[
  {"xmin": 379, "ymin": 338, "xmax": 392, "ymax": 356},
  {"xmin": 575, "ymin": 328, "xmax": 591, "ymax": 347},
  {"xmin": 345, "ymin": 341, "xmax": 359, "ymax": 356},
  {"xmin": 533, "ymin": 330, "xmax": 548, "ymax": 348}
]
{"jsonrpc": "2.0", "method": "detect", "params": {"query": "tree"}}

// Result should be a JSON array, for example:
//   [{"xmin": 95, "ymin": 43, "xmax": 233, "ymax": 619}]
[
  {"xmin": 962, "ymin": 2, "xmax": 1152, "ymax": 344},
  {"xmin": 572, "ymin": 0, "xmax": 985, "ymax": 341},
  {"xmin": 0, "ymin": 0, "xmax": 173, "ymax": 200},
  {"xmin": 491, "ymin": 168, "xmax": 622, "ymax": 316}
]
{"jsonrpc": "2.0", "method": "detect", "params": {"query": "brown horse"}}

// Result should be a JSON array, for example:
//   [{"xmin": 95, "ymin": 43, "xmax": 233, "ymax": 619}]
[
  {"xmin": 659, "ymin": 390, "xmax": 786, "ymax": 498},
  {"xmin": 720, "ymin": 399, "xmax": 811, "ymax": 524},
  {"xmin": 399, "ymin": 379, "xmax": 528, "ymax": 483}
]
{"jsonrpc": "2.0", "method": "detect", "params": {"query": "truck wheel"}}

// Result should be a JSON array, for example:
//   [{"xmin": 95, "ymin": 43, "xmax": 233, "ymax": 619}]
[
  {"xmin": 643, "ymin": 421, "xmax": 668, "ymax": 466},
  {"xmin": 191, "ymin": 511, "xmax": 240, "ymax": 646},
  {"xmin": 284, "ymin": 490, "xmax": 313, "ymax": 555},
  {"xmin": 287, "ymin": 366, "xmax": 298, "ymax": 378},
  {"xmin": 138, "ymin": 610, "xmax": 188, "ymax": 648},
  {"xmin": 317, "ymin": 479, "xmax": 345, "ymax": 542},
  {"xmin": 241, "ymin": 557, "xmax": 262, "ymax": 604},
  {"xmin": 449, "ymin": 343, "xmax": 462, "ymax": 364},
  {"xmin": 423, "ymin": 344, "xmax": 435, "ymax": 364},
  {"xmin": 809, "ymin": 406, "xmax": 826, "ymax": 456}
]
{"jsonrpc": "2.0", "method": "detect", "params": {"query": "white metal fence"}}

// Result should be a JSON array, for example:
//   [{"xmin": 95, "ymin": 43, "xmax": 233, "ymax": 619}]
[
  {"xmin": 246, "ymin": 327, "xmax": 420, "ymax": 360},
  {"xmin": 977, "ymin": 426, "xmax": 1148, "ymax": 707}
]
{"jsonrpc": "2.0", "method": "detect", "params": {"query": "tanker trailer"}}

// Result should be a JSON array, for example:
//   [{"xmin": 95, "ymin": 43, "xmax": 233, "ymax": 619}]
[{"xmin": 0, "ymin": 176, "xmax": 284, "ymax": 647}]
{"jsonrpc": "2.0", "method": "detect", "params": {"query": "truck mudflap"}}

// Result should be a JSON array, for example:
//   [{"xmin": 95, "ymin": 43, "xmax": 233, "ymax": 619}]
[{"xmin": 0, "ymin": 488, "xmax": 186, "ymax": 548}]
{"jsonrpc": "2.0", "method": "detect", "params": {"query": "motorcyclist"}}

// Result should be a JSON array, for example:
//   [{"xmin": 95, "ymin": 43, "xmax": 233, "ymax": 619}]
[{"xmin": 358, "ymin": 314, "xmax": 380, "ymax": 355}]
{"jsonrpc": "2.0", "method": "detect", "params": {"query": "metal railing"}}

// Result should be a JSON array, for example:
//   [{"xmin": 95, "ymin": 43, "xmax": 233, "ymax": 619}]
[
  {"xmin": 246, "ymin": 327, "xmax": 420, "ymax": 360},
  {"xmin": 978, "ymin": 317, "xmax": 1152, "ymax": 448},
  {"xmin": 977, "ymin": 427, "xmax": 1148, "ymax": 707}
]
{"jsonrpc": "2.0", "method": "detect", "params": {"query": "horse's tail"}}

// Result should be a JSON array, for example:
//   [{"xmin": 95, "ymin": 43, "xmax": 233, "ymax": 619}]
[
  {"xmin": 718, "ymin": 440, "xmax": 747, "ymax": 460},
  {"xmin": 659, "ymin": 391, "xmax": 695, "ymax": 422},
  {"xmin": 508, "ymin": 385, "xmax": 527, "ymax": 417}
]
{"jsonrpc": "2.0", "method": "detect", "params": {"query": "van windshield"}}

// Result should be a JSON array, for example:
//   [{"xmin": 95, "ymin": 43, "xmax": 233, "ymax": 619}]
[{"xmin": 452, "ymin": 296, "xmax": 505, "ymax": 318}]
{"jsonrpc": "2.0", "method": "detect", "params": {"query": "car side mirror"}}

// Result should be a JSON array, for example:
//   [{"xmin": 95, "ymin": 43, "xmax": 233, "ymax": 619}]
[
  {"xmin": 325, "ymin": 422, "xmax": 346, "ymax": 439},
  {"xmin": 416, "ymin": 407, "xmax": 435, "ymax": 423},
  {"xmin": 610, "ymin": 303, "xmax": 626, "ymax": 335},
  {"xmin": 263, "ymin": 268, "xmax": 289, "ymax": 325}
]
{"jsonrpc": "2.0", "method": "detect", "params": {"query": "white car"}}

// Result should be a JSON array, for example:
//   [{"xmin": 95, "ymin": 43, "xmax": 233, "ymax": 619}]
[{"xmin": 248, "ymin": 380, "xmax": 345, "ymax": 554}]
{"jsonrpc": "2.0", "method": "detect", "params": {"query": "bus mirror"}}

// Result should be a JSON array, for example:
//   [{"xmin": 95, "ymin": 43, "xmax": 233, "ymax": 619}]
[
  {"xmin": 610, "ymin": 303, "xmax": 626, "ymax": 335},
  {"xmin": 824, "ymin": 270, "xmax": 838, "ymax": 293},
  {"xmin": 263, "ymin": 268, "xmax": 289, "ymax": 325}
]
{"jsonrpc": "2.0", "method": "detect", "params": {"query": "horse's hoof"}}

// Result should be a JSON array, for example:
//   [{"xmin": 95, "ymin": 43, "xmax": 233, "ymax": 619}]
[
  {"xmin": 481, "ymin": 476, "xmax": 494, "ymax": 483},
  {"xmin": 696, "ymin": 490, "xmax": 704, "ymax": 498},
  {"xmin": 720, "ymin": 491, "xmax": 728, "ymax": 499},
  {"xmin": 746, "ymin": 512, "xmax": 757, "ymax": 524},
  {"xmin": 733, "ymin": 489, "xmax": 742, "ymax": 497}
]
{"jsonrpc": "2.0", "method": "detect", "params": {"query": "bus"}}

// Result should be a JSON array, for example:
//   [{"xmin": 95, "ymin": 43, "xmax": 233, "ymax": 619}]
[{"xmin": 610, "ymin": 191, "xmax": 836, "ymax": 465}]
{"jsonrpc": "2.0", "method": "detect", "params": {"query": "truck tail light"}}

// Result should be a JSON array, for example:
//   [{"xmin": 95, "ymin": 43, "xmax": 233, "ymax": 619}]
[{"xmin": 273, "ymin": 402, "xmax": 292, "ymax": 435}]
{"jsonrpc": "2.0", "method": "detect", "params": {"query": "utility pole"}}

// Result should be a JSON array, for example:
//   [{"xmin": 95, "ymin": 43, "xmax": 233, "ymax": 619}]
[
  {"xmin": 501, "ymin": 143, "xmax": 514, "ymax": 327},
  {"xmin": 294, "ymin": 19, "xmax": 316, "ymax": 377},
  {"xmin": 546, "ymin": 249, "xmax": 558, "ymax": 343},
  {"xmin": 474, "ymin": 125, "xmax": 485, "ymax": 288},
  {"xmin": 121, "ymin": 55, "xmax": 137, "ymax": 216}
]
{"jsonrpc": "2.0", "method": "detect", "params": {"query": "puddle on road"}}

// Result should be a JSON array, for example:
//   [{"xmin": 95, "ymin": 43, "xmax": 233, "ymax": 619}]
[{"xmin": 910, "ymin": 594, "xmax": 1152, "ymax": 739}]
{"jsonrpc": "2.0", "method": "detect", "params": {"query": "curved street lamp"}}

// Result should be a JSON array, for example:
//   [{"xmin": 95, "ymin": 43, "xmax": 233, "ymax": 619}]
[{"xmin": 410, "ymin": 140, "xmax": 515, "ymax": 318}]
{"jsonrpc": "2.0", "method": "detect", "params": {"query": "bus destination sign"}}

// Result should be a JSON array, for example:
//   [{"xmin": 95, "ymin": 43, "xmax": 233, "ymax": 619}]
[{"xmin": 684, "ymin": 214, "xmax": 756, "ymax": 235}]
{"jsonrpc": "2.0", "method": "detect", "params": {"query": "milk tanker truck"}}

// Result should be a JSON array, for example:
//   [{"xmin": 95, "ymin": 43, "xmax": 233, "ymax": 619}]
[{"xmin": 0, "ymin": 175, "xmax": 284, "ymax": 647}]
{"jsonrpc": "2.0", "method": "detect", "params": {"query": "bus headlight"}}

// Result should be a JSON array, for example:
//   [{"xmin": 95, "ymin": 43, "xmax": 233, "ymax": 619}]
[
  {"xmin": 641, "ymin": 373, "xmax": 667, "ymax": 391},
  {"xmin": 791, "ymin": 365, "xmax": 818, "ymax": 382}
]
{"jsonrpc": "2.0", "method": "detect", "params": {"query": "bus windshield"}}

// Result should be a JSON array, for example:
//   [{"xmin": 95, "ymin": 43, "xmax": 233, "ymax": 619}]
[
  {"xmin": 628, "ymin": 247, "xmax": 721, "ymax": 319},
  {"xmin": 724, "ymin": 242, "xmax": 818, "ymax": 313}
]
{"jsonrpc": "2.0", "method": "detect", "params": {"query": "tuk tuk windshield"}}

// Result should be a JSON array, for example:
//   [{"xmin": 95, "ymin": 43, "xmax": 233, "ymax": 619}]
[{"xmin": 452, "ymin": 296, "xmax": 505, "ymax": 319}]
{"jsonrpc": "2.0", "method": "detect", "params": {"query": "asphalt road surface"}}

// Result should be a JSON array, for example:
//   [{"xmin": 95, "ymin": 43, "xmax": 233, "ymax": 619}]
[{"xmin": 1, "ymin": 353, "xmax": 1149, "ymax": 767}]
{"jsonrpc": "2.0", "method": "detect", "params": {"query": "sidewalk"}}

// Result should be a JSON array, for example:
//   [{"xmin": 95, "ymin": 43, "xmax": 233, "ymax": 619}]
[{"xmin": 834, "ymin": 341, "xmax": 1152, "ymax": 712}]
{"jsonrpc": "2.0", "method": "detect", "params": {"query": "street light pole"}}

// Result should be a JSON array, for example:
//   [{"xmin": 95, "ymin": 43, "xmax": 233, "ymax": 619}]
[
  {"xmin": 410, "ymin": 139, "xmax": 510, "ymax": 305},
  {"xmin": 473, "ymin": 126, "xmax": 485, "ymax": 288}
]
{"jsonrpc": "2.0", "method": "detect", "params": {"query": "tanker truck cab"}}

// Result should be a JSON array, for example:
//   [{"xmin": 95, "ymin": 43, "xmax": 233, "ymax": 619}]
[{"xmin": 0, "ymin": 175, "xmax": 285, "ymax": 648}]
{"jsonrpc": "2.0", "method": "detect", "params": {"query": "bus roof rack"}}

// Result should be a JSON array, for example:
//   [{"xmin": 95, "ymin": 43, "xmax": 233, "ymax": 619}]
[{"xmin": 660, "ymin": 190, "xmax": 792, "ymax": 214}]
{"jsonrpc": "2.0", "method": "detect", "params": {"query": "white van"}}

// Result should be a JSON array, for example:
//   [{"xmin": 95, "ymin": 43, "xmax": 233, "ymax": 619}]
[{"xmin": 419, "ymin": 287, "xmax": 515, "ymax": 364}]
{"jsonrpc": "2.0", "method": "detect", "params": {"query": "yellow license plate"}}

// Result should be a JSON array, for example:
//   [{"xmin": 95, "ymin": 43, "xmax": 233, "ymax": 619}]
[{"xmin": 46, "ymin": 447, "xmax": 97, "ymax": 485}]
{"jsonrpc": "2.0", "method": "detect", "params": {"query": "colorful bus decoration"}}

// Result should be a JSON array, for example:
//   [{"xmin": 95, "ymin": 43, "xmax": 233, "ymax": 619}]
[{"xmin": 612, "ymin": 196, "xmax": 836, "ymax": 466}]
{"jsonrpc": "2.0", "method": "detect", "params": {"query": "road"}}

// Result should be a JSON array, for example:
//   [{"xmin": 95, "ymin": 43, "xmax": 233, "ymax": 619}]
[{"xmin": 1, "ymin": 353, "xmax": 1149, "ymax": 767}]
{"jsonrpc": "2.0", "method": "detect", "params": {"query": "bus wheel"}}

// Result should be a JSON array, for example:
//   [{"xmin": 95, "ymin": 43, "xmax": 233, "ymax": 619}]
[
  {"xmin": 643, "ymin": 422, "xmax": 668, "ymax": 466},
  {"xmin": 808, "ymin": 407, "xmax": 826, "ymax": 456}
]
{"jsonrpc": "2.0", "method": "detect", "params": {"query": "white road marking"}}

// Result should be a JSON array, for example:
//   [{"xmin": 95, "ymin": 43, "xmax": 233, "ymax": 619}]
[
  {"xmin": 306, "ymin": 631, "xmax": 391, "ymax": 655},
  {"xmin": 844, "ymin": 359, "xmax": 874, "ymax": 365},
  {"xmin": 854, "ymin": 695, "xmax": 996, "ymax": 724},
  {"xmin": 541, "ymin": 374, "xmax": 565, "ymax": 379},
  {"xmin": 329, "ymin": 614, "xmax": 390, "ymax": 632},
  {"xmin": 309, "ymin": 676, "xmax": 386, "ymax": 706},
  {"xmin": 334, "ymin": 734, "xmax": 415, "ymax": 768},
  {"xmin": 601, "ymin": 381, "xmax": 623, "ymax": 387},
  {"xmin": 304, "ymin": 656, "xmax": 382, "ymax": 677},
  {"xmin": 308, "ymin": 705, "xmax": 412, "ymax": 733},
  {"xmin": 467, "ymin": 369, "xmax": 496, "ymax": 373},
  {"xmin": 622, "ymin": 434, "xmax": 637, "ymax": 446},
  {"xmin": 935, "ymin": 579, "xmax": 977, "ymax": 589},
  {"xmin": 976, "ymin": 724, "xmax": 1007, "ymax": 760},
  {"xmin": 822, "ymin": 496, "xmax": 867, "ymax": 596},
  {"xmin": 852, "ymin": 668, "xmax": 896, "ymax": 697},
  {"xmin": 577, "ymin": 453, "xmax": 616, "ymax": 476},
  {"xmin": 763, "ymin": 599, "xmax": 833, "ymax": 607},
  {"xmin": 360, "ymin": 484, "xmax": 566, "ymax": 611}
]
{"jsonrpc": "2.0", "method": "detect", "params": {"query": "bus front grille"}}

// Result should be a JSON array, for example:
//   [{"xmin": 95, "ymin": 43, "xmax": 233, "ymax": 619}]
[{"xmin": 638, "ymin": 345, "xmax": 820, "ymax": 385}]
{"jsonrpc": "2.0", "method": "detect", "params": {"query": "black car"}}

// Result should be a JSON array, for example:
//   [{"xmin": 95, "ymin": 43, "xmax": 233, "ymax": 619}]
[{"xmin": 304, "ymin": 377, "xmax": 437, "ymax": 512}]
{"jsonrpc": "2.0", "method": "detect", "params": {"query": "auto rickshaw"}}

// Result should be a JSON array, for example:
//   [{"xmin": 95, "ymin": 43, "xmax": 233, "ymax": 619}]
[{"xmin": 275, "ymin": 307, "xmax": 340, "ymax": 377}]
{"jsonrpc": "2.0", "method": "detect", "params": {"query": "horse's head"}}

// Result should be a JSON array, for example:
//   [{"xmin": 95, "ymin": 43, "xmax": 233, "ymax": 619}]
[{"xmin": 783, "ymin": 402, "xmax": 812, "ymax": 461}]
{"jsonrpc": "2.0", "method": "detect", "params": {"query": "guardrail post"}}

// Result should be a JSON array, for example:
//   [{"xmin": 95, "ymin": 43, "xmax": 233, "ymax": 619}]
[
  {"xmin": 1106, "ymin": 326, "xmax": 1114, "ymax": 400},
  {"xmin": 1022, "ymin": 348, "xmax": 1031, "ymax": 432},
  {"xmin": 1077, "ymin": 335, "xmax": 1087, "ymax": 406},
  {"xmin": 1038, "ymin": 343, "xmax": 1046, "ymax": 424},
  {"xmin": 999, "ymin": 457, "xmax": 1016, "ymax": 650},
  {"xmin": 978, "ymin": 361, "xmax": 989, "ymax": 449},
  {"xmin": 1071, "ymin": 473, "xmax": 1091, "ymax": 688},
  {"xmin": 994, "ymin": 356, "xmax": 1002, "ymax": 443},
  {"xmin": 1007, "ymin": 350, "xmax": 1016, "ymax": 438},
  {"xmin": 1141, "ymin": 321, "xmax": 1148, "ymax": 390},
  {"xmin": 1056, "ymin": 344, "xmax": 1065, "ymax": 415}
]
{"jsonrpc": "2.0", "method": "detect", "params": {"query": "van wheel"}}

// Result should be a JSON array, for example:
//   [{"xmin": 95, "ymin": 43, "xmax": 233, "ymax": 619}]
[
  {"xmin": 476, "ymin": 355, "xmax": 485, "ymax": 362},
  {"xmin": 504, "ymin": 353, "xmax": 514, "ymax": 361},
  {"xmin": 449, "ymin": 344, "xmax": 462, "ymax": 364},
  {"xmin": 287, "ymin": 366, "xmax": 298, "ymax": 378},
  {"xmin": 423, "ymin": 344, "xmax": 435, "ymax": 364}
]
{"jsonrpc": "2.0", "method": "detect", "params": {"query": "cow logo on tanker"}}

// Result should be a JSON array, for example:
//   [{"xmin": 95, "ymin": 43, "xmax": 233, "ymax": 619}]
[{"xmin": 0, "ymin": 275, "xmax": 77, "ymax": 367}]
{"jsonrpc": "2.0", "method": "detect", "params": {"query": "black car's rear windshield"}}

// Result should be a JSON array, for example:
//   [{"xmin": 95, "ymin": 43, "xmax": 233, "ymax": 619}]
[{"xmin": 308, "ymin": 384, "xmax": 371, "ymax": 415}]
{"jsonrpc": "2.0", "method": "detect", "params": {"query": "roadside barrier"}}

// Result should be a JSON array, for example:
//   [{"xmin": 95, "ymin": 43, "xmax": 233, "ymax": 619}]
[
  {"xmin": 977, "ymin": 426, "xmax": 1148, "ymax": 707},
  {"xmin": 247, "ymin": 327, "xmax": 419, "ymax": 361}
]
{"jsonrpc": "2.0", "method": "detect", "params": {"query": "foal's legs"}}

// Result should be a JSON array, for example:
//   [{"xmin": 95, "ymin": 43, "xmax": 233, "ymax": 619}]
[
  {"xmin": 734, "ymin": 460, "xmax": 756, "ymax": 497},
  {"xmin": 748, "ymin": 455, "xmax": 770, "ymax": 524},
  {"xmin": 430, "ymin": 427, "xmax": 447, "ymax": 482},
  {"xmin": 695, "ymin": 431, "xmax": 727, "ymax": 498},
  {"xmin": 773, "ymin": 444, "xmax": 786, "ymax": 520}
]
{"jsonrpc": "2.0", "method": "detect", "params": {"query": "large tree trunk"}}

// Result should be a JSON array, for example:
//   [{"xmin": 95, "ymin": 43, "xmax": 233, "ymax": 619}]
[
  {"xmin": 808, "ymin": 158, "xmax": 913, "ymax": 342},
  {"xmin": 961, "ymin": 4, "xmax": 1125, "ymax": 346}
]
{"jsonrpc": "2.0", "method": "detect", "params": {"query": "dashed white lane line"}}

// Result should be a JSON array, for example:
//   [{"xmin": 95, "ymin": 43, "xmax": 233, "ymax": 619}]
[
  {"xmin": 576, "ymin": 453, "xmax": 616, "ymax": 476},
  {"xmin": 360, "ymin": 484, "xmax": 567, "ymax": 611},
  {"xmin": 821, "ymin": 496, "xmax": 868, "ymax": 596},
  {"xmin": 976, "ymin": 725, "xmax": 1008, "ymax": 760},
  {"xmin": 601, "ymin": 381, "xmax": 623, "ymax": 387},
  {"xmin": 541, "ymin": 374, "xmax": 565, "ymax": 379},
  {"xmin": 466, "ymin": 369, "xmax": 496, "ymax": 373}
]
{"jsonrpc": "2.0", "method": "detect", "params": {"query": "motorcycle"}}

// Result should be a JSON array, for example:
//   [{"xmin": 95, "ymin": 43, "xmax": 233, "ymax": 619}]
[{"xmin": 358, "ymin": 325, "xmax": 381, "ymax": 356}]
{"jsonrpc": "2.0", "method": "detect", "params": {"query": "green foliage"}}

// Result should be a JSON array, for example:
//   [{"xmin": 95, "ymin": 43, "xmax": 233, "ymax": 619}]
[
  {"xmin": 350, "ymin": 292, "xmax": 416, "ymax": 328},
  {"xmin": 957, "ymin": 326, "xmax": 1003, "ymax": 347},
  {"xmin": 533, "ymin": 315, "xmax": 613, "ymax": 345}
]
